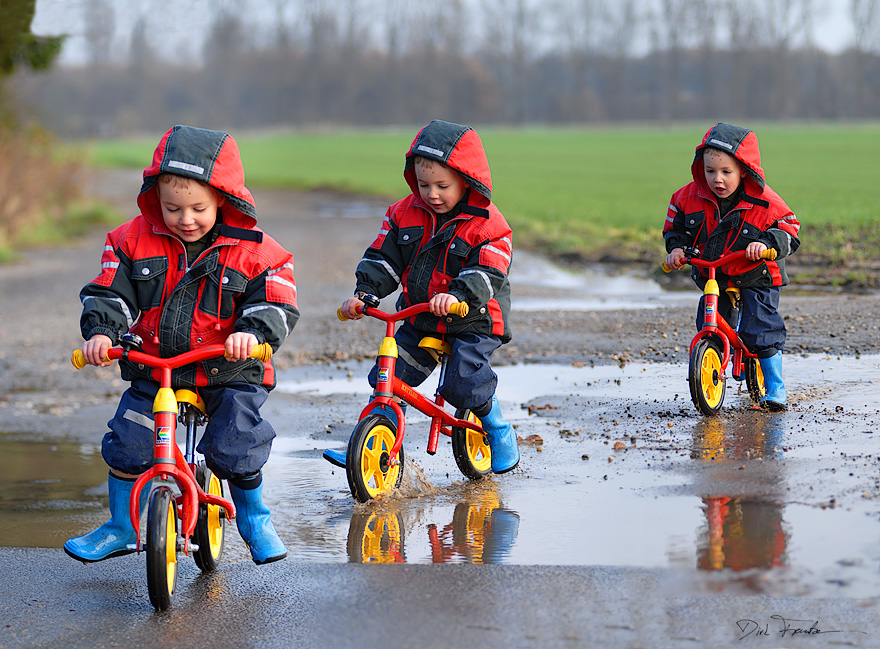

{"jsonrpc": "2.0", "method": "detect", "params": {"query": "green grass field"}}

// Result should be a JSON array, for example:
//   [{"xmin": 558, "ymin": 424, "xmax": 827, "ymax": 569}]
[{"xmin": 89, "ymin": 123, "xmax": 880, "ymax": 274}]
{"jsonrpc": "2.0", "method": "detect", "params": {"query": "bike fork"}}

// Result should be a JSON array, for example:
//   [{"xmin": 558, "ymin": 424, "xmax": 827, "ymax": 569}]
[{"xmin": 426, "ymin": 356, "xmax": 449, "ymax": 456}]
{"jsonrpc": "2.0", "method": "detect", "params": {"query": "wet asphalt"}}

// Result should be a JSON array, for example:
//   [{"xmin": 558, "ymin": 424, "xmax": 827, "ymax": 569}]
[
  {"xmin": 2, "ymin": 548, "xmax": 876, "ymax": 649},
  {"xmin": 4, "ymin": 352, "xmax": 880, "ymax": 649}
]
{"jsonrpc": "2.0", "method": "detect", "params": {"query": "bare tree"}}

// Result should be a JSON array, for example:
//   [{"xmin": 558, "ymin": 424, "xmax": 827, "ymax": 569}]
[
  {"xmin": 83, "ymin": 0, "xmax": 116, "ymax": 65},
  {"xmin": 481, "ymin": 0, "xmax": 542, "ymax": 122},
  {"xmin": 852, "ymin": 0, "xmax": 880, "ymax": 52},
  {"xmin": 551, "ymin": 0, "xmax": 603, "ymax": 120},
  {"xmin": 757, "ymin": 0, "xmax": 815, "ymax": 119},
  {"xmin": 599, "ymin": 0, "xmax": 640, "ymax": 121},
  {"xmin": 848, "ymin": 0, "xmax": 880, "ymax": 117},
  {"xmin": 653, "ymin": 0, "xmax": 703, "ymax": 120}
]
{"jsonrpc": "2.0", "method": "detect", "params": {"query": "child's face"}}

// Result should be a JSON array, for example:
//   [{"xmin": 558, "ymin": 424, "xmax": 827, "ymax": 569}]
[
  {"xmin": 415, "ymin": 160, "xmax": 468, "ymax": 215},
  {"xmin": 703, "ymin": 148, "xmax": 746, "ymax": 199},
  {"xmin": 158, "ymin": 179, "xmax": 224, "ymax": 242}
]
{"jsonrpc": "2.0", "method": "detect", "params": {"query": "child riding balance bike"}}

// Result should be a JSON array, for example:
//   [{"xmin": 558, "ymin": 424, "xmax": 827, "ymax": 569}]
[
  {"xmin": 663, "ymin": 247, "xmax": 778, "ymax": 415},
  {"xmin": 322, "ymin": 120, "xmax": 520, "ymax": 496},
  {"xmin": 332, "ymin": 295, "xmax": 501, "ymax": 502},
  {"xmin": 71, "ymin": 335, "xmax": 274, "ymax": 610}
]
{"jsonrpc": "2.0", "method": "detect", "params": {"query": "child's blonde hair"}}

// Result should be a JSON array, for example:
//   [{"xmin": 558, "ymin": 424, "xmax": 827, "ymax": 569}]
[
  {"xmin": 414, "ymin": 155, "xmax": 444, "ymax": 169},
  {"xmin": 157, "ymin": 173, "xmax": 210, "ymax": 190}
]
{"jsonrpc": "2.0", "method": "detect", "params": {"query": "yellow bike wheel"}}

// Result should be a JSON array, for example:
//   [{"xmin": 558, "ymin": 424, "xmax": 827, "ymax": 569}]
[
  {"xmin": 744, "ymin": 357, "xmax": 766, "ymax": 403},
  {"xmin": 146, "ymin": 486, "xmax": 178, "ymax": 611},
  {"xmin": 193, "ymin": 464, "xmax": 225, "ymax": 572},
  {"xmin": 346, "ymin": 511, "xmax": 405, "ymax": 563},
  {"xmin": 689, "ymin": 339, "xmax": 726, "ymax": 416},
  {"xmin": 451, "ymin": 409, "xmax": 492, "ymax": 479},
  {"xmin": 346, "ymin": 415, "xmax": 404, "ymax": 503}
]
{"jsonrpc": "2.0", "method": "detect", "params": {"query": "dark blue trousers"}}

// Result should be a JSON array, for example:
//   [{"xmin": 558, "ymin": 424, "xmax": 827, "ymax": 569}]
[
  {"xmin": 696, "ymin": 286, "xmax": 786, "ymax": 358},
  {"xmin": 367, "ymin": 322, "xmax": 501, "ymax": 411},
  {"xmin": 101, "ymin": 379, "xmax": 275, "ymax": 480}
]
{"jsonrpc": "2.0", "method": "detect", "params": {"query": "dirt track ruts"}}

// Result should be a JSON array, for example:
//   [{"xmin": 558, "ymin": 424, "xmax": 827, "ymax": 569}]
[{"xmin": 0, "ymin": 168, "xmax": 877, "ymax": 419}]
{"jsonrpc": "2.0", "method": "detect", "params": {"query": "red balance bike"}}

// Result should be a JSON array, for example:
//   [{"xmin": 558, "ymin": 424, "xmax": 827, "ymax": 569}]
[
  {"xmin": 662, "ymin": 248, "xmax": 777, "ymax": 416},
  {"xmin": 72, "ymin": 335, "xmax": 273, "ymax": 610},
  {"xmin": 337, "ymin": 296, "xmax": 492, "ymax": 502}
]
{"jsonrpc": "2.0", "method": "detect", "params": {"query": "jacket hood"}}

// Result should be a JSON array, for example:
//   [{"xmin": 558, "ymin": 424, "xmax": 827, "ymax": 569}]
[
  {"xmin": 692, "ymin": 122, "xmax": 766, "ymax": 196},
  {"xmin": 138, "ymin": 125, "xmax": 257, "ymax": 229},
  {"xmin": 404, "ymin": 120, "xmax": 492, "ymax": 205}
]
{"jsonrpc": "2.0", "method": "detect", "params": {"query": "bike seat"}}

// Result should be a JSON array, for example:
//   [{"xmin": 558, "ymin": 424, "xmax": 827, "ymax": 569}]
[
  {"xmin": 419, "ymin": 336, "xmax": 451, "ymax": 362},
  {"xmin": 175, "ymin": 389, "xmax": 206, "ymax": 415},
  {"xmin": 725, "ymin": 287, "xmax": 742, "ymax": 307}
]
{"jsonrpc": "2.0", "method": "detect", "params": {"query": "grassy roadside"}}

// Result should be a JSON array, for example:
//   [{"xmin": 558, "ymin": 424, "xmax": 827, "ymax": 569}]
[{"xmin": 86, "ymin": 123, "xmax": 880, "ymax": 288}]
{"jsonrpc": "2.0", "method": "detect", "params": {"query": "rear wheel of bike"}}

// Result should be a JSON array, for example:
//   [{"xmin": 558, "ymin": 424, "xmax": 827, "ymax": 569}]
[
  {"xmin": 744, "ymin": 357, "xmax": 766, "ymax": 403},
  {"xmin": 689, "ymin": 339, "xmax": 726, "ymax": 416},
  {"xmin": 451, "ymin": 409, "xmax": 492, "ymax": 480},
  {"xmin": 193, "ymin": 464, "xmax": 225, "ymax": 572},
  {"xmin": 146, "ymin": 486, "xmax": 178, "ymax": 611},
  {"xmin": 346, "ymin": 415, "xmax": 404, "ymax": 503}
]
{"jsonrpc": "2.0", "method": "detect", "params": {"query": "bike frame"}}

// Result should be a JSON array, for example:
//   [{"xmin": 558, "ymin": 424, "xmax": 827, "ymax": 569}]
[
  {"xmin": 73, "ymin": 343, "xmax": 270, "ymax": 555},
  {"xmin": 684, "ymin": 250, "xmax": 765, "ymax": 376},
  {"xmin": 356, "ymin": 303, "xmax": 484, "ymax": 466}
]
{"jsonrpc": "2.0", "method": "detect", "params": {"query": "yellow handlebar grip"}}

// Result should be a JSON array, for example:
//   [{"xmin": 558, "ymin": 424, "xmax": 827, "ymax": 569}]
[
  {"xmin": 71, "ymin": 350, "xmax": 87, "ymax": 370},
  {"xmin": 337, "ymin": 307, "xmax": 349, "ymax": 321},
  {"xmin": 449, "ymin": 302, "xmax": 469, "ymax": 318},
  {"xmin": 661, "ymin": 261, "xmax": 672, "ymax": 273},
  {"xmin": 250, "ymin": 343, "xmax": 273, "ymax": 362},
  {"xmin": 761, "ymin": 248, "xmax": 778, "ymax": 261}
]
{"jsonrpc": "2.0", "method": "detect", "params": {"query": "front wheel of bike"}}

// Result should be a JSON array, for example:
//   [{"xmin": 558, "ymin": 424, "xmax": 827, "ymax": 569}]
[
  {"xmin": 451, "ymin": 409, "xmax": 492, "ymax": 480},
  {"xmin": 193, "ymin": 464, "xmax": 225, "ymax": 572},
  {"xmin": 744, "ymin": 357, "xmax": 766, "ymax": 403},
  {"xmin": 346, "ymin": 415, "xmax": 404, "ymax": 503},
  {"xmin": 146, "ymin": 486, "xmax": 178, "ymax": 611},
  {"xmin": 346, "ymin": 510, "xmax": 405, "ymax": 563},
  {"xmin": 689, "ymin": 339, "xmax": 726, "ymax": 416}
]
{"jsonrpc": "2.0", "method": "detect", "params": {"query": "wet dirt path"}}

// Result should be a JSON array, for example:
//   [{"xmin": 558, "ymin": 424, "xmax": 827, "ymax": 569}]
[{"xmin": 2, "ymin": 170, "xmax": 880, "ymax": 647}]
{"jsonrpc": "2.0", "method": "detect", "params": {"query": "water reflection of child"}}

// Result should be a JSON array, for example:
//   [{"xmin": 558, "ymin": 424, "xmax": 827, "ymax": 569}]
[
  {"xmin": 663, "ymin": 123, "xmax": 800, "ymax": 410},
  {"xmin": 693, "ymin": 415, "xmax": 788, "ymax": 573}
]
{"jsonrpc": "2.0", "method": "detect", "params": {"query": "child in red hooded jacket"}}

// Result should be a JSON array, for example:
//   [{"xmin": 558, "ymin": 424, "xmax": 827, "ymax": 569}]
[
  {"xmin": 324, "ymin": 120, "xmax": 519, "ymax": 473},
  {"xmin": 664, "ymin": 122, "xmax": 800, "ymax": 410},
  {"xmin": 65, "ymin": 125, "xmax": 299, "ymax": 565}
]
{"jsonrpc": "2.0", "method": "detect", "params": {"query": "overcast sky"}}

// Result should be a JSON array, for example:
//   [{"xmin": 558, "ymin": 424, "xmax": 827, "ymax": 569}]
[{"xmin": 31, "ymin": 0, "xmax": 857, "ymax": 65}]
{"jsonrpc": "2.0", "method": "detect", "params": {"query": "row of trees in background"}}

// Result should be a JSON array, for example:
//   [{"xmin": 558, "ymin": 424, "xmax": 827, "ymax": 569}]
[{"xmin": 11, "ymin": 0, "xmax": 880, "ymax": 136}]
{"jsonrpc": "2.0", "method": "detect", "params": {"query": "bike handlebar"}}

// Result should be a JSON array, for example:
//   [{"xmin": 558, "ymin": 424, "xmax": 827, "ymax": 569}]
[
  {"xmin": 71, "ymin": 342, "xmax": 273, "ymax": 370},
  {"xmin": 337, "ymin": 300, "xmax": 469, "ymax": 322},
  {"xmin": 661, "ymin": 247, "xmax": 777, "ymax": 273}
]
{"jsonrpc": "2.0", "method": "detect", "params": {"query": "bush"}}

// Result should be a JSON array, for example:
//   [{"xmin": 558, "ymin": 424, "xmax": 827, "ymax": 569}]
[{"xmin": 0, "ymin": 125, "xmax": 88, "ymax": 256}]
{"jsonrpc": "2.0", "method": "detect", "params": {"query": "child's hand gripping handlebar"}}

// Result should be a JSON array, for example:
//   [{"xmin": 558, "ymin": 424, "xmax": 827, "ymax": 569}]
[
  {"xmin": 661, "ymin": 247, "xmax": 778, "ymax": 273},
  {"xmin": 337, "ymin": 300, "xmax": 470, "ymax": 322},
  {"xmin": 71, "ymin": 343, "xmax": 273, "ymax": 370}
]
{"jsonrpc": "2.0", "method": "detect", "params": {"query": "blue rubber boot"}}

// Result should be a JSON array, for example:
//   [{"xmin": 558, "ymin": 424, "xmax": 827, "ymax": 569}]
[
  {"xmin": 64, "ymin": 473, "xmax": 143, "ymax": 563},
  {"xmin": 228, "ymin": 482, "xmax": 287, "ymax": 564},
  {"xmin": 481, "ymin": 396, "xmax": 520, "ymax": 474},
  {"xmin": 483, "ymin": 509, "xmax": 521, "ymax": 564},
  {"xmin": 323, "ymin": 403, "xmax": 402, "ymax": 468},
  {"xmin": 759, "ymin": 351, "xmax": 787, "ymax": 411}
]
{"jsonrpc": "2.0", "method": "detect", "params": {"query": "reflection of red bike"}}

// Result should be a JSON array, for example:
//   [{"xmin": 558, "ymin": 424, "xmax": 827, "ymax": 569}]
[
  {"xmin": 663, "ymin": 248, "xmax": 777, "ymax": 415},
  {"xmin": 337, "ymin": 296, "xmax": 492, "ymax": 503},
  {"xmin": 346, "ymin": 485, "xmax": 519, "ymax": 564},
  {"xmin": 72, "ymin": 337, "xmax": 273, "ymax": 610}
]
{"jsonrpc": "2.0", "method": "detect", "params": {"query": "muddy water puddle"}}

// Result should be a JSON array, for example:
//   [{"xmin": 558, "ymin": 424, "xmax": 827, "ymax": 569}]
[
  {"xmin": 4, "ymin": 354, "xmax": 880, "ymax": 596},
  {"xmin": 511, "ymin": 251, "xmax": 693, "ymax": 311},
  {"xmin": 0, "ymin": 440, "xmax": 108, "ymax": 548}
]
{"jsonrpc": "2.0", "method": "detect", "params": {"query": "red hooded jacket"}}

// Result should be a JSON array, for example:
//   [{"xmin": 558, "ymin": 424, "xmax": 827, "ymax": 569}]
[
  {"xmin": 80, "ymin": 125, "xmax": 299, "ymax": 388},
  {"xmin": 354, "ymin": 120, "xmax": 512, "ymax": 342},
  {"xmin": 663, "ymin": 123, "xmax": 800, "ymax": 288}
]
